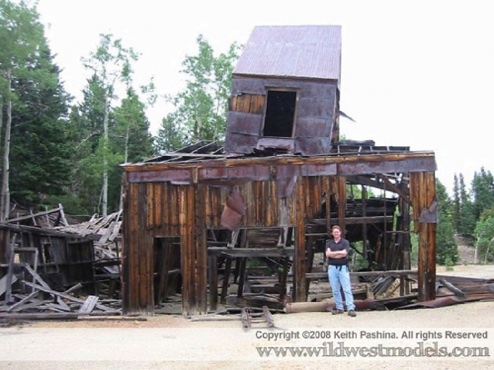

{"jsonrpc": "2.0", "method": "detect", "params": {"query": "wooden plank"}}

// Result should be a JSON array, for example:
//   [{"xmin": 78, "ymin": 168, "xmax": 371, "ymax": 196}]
[
  {"xmin": 23, "ymin": 281, "xmax": 117, "ymax": 313},
  {"xmin": 305, "ymin": 269, "xmax": 417, "ymax": 279},
  {"xmin": 78, "ymin": 295, "xmax": 100, "ymax": 314},
  {"xmin": 23, "ymin": 263, "xmax": 50, "ymax": 289},
  {"xmin": 6, "ymin": 291, "xmax": 38, "ymax": 312},
  {"xmin": 0, "ymin": 274, "xmax": 17, "ymax": 297},
  {"xmin": 0, "ymin": 312, "xmax": 80, "ymax": 320}
]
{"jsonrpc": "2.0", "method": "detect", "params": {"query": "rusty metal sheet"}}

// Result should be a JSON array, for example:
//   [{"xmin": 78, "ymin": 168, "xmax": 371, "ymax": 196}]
[
  {"xmin": 226, "ymin": 111, "xmax": 263, "ymax": 135},
  {"xmin": 256, "ymin": 138, "xmax": 295, "ymax": 153},
  {"xmin": 295, "ymin": 137, "xmax": 333, "ymax": 155},
  {"xmin": 300, "ymin": 163, "xmax": 337, "ymax": 176},
  {"xmin": 397, "ymin": 296, "xmax": 464, "ymax": 309},
  {"xmin": 419, "ymin": 197, "xmax": 438, "ymax": 223},
  {"xmin": 276, "ymin": 165, "xmax": 300, "ymax": 179},
  {"xmin": 220, "ymin": 191, "xmax": 246, "ymax": 230},
  {"xmin": 127, "ymin": 169, "xmax": 191, "ymax": 183},
  {"xmin": 226, "ymin": 191, "xmax": 246, "ymax": 216},
  {"xmin": 220, "ymin": 205, "xmax": 243, "ymax": 231},
  {"xmin": 224, "ymin": 132, "xmax": 259, "ymax": 155},
  {"xmin": 296, "ymin": 117, "xmax": 332, "ymax": 137},
  {"xmin": 339, "ymin": 157, "xmax": 437, "ymax": 176}
]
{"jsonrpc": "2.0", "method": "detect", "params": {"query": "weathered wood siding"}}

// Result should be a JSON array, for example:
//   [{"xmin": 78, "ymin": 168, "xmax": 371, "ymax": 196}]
[
  {"xmin": 122, "ymin": 152, "xmax": 437, "ymax": 315},
  {"xmin": 225, "ymin": 76, "xmax": 338, "ymax": 155}
]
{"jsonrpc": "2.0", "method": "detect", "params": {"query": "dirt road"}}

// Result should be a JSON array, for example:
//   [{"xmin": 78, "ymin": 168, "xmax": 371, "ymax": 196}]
[{"xmin": 0, "ymin": 264, "xmax": 493, "ymax": 370}]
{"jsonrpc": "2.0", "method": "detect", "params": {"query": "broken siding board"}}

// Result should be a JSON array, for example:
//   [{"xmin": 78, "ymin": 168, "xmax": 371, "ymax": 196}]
[{"xmin": 196, "ymin": 184, "xmax": 208, "ymax": 312}]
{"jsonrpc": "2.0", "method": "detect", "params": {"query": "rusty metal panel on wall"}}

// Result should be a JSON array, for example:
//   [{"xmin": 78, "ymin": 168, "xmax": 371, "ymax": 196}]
[
  {"xmin": 295, "ymin": 137, "xmax": 333, "ymax": 155},
  {"xmin": 224, "ymin": 132, "xmax": 259, "ymax": 154},
  {"xmin": 295, "ymin": 116, "xmax": 332, "ymax": 137},
  {"xmin": 226, "ymin": 111, "xmax": 263, "ymax": 135}
]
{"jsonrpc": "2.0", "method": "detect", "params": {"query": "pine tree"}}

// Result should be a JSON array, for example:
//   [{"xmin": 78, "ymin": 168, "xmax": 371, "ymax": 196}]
[{"xmin": 0, "ymin": 0, "xmax": 72, "ymax": 214}]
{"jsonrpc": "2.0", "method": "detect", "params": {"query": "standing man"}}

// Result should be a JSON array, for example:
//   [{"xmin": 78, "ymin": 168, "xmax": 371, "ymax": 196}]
[{"xmin": 326, "ymin": 225, "xmax": 357, "ymax": 317}]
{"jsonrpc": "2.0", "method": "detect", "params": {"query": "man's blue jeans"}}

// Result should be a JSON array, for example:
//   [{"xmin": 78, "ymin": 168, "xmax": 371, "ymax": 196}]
[{"xmin": 328, "ymin": 265, "xmax": 355, "ymax": 311}]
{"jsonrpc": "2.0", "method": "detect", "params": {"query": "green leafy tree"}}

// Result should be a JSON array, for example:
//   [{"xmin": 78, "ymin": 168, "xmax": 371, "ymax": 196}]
[
  {"xmin": 436, "ymin": 179, "xmax": 458, "ymax": 265},
  {"xmin": 155, "ymin": 35, "xmax": 240, "ymax": 152},
  {"xmin": 80, "ymin": 33, "xmax": 139, "ymax": 216},
  {"xmin": 473, "ymin": 211, "xmax": 494, "ymax": 264}
]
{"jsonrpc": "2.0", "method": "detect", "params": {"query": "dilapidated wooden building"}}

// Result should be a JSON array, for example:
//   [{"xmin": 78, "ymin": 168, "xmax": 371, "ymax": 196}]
[{"xmin": 121, "ymin": 25, "xmax": 437, "ymax": 316}]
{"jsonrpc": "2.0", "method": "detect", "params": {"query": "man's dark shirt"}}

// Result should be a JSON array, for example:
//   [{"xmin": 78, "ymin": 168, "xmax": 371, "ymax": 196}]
[{"xmin": 326, "ymin": 238, "xmax": 350, "ymax": 266}]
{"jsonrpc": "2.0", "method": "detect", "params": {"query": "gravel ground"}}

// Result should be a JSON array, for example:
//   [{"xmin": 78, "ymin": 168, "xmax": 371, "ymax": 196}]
[{"xmin": 0, "ymin": 264, "xmax": 493, "ymax": 369}]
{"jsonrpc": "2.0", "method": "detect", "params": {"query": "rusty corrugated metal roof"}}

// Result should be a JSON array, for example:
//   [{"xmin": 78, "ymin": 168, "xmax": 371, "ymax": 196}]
[{"xmin": 233, "ymin": 25, "xmax": 341, "ymax": 80}]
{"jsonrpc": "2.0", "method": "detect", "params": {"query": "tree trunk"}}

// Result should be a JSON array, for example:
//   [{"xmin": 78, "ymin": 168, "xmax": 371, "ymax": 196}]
[
  {"xmin": 101, "ymin": 93, "xmax": 109, "ymax": 217},
  {"xmin": 0, "ymin": 71, "xmax": 12, "ymax": 221}
]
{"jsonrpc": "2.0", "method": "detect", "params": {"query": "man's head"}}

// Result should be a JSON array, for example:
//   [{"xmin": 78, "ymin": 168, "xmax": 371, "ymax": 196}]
[
  {"xmin": 331, "ymin": 225, "xmax": 342, "ymax": 238},
  {"xmin": 331, "ymin": 225, "xmax": 342, "ymax": 232}
]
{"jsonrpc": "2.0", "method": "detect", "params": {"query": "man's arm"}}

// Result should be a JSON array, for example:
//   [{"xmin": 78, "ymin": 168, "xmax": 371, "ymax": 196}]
[{"xmin": 325, "ymin": 249, "xmax": 348, "ymax": 259}]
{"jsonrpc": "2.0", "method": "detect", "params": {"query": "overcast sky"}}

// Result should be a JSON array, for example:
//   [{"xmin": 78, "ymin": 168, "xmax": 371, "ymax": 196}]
[{"xmin": 36, "ymin": 0, "xmax": 493, "ymax": 194}]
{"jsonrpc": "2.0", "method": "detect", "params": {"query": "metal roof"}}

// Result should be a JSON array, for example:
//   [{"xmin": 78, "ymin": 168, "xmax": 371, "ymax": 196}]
[{"xmin": 233, "ymin": 25, "xmax": 341, "ymax": 80}]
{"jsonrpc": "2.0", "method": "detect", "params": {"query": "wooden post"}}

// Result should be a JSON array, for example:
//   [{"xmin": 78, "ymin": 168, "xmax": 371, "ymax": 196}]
[
  {"xmin": 208, "ymin": 254, "xmax": 218, "ymax": 311},
  {"xmin": 294, "ymin": 179, "xmax": 306, "ymax": 302}
]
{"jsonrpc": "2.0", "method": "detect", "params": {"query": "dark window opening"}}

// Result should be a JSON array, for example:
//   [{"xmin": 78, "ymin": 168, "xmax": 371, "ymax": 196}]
[{"xmin": 263, "ymin": 90, "xmax": 297, "ymax": 137}]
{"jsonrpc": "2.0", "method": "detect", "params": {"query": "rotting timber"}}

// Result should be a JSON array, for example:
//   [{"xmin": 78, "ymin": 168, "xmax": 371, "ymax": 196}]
[{"xmin": 121, "ymin": 142, "xmax": 438, "ymax": 316}]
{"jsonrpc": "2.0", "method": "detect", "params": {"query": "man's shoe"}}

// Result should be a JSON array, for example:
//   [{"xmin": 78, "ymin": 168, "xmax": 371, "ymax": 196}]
[
  {"xmin": 348, "ymin": 310, "xmax": 357, "ymax": 317},
  {"xmin": 331, "ymin": 308, "xmax": 344, "ymax": 315}
]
